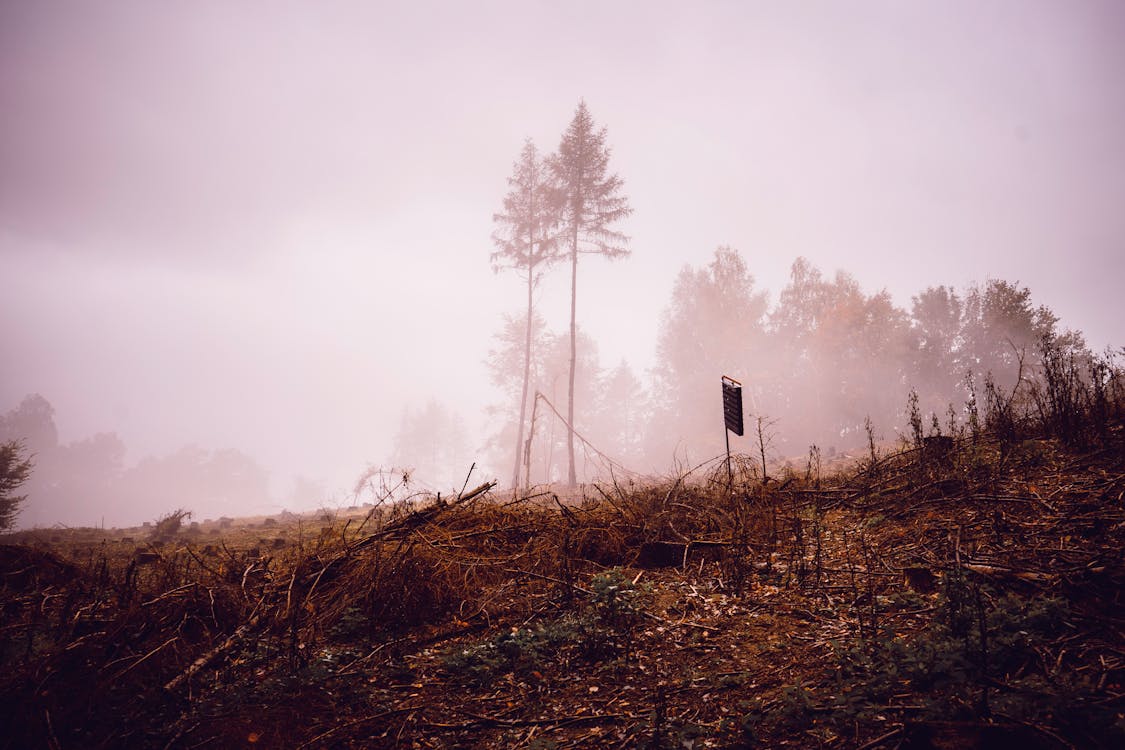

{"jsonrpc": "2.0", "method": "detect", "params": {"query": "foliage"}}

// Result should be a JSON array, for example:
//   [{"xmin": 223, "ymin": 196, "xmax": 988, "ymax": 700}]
[
  {"xmin": 491, "ymin": 139, "xmax": 561, "ymax": 280},
  {"xmin": 650, "ymin": 246, "xmax": 769, "ymax": 462},
  {"xmin": 1031, "ymin": 334, "xmax": 1122, "ymax": 449},
  {"xmin": 791, "ymin": 573, "xmax": 1123, "ymax": 744},
  {"xmin": 0, "ymin": 394, "xmax": 58, "ymax": 455},
  {"xmin": 441, "ymin": 622, "xmax": 573, "ymax": 686},
  {"xmin": 492, "ymin": 139, "xmax": 562, "ymax": 489},
  {"xmin": 0, "ymin": 440, "xmax": 34, "ymax": 531},
  {"xmin": 579, "ymin": 567, "xmax": 650, "ymax": 659},
  {"xmin": 549, "ymin": 99, "xmax": 632, "ymax": 486},
  {"xmin": 441, "ymin": 568, "xmax": 651, "ymax": 685},
  {"xmin": 959, "ymin": 279, "xmax": 1059, "ymax": 394}
]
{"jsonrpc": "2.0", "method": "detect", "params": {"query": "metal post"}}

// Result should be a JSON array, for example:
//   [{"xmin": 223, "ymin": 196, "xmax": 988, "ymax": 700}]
[
  {"xmin": 725, "ymin": 423, "xmax": 733, "ymax": 493},
  {"xmin": 721, "ymin": 375, "xmax": 744, "ymax": 496}
]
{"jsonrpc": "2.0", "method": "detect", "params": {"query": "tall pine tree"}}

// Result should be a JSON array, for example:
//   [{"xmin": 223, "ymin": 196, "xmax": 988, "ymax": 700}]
[
  {"xmin": 549, "ymin": 100, "xmax": 632, "ymax": 486},
  {"xmin": 491, "ymin": 140, "xmax": 560, "ymax": 489}
]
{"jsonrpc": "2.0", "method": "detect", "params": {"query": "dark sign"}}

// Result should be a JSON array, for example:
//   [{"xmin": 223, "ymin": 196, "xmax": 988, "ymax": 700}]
[{"xmin": 721, "ymin": 376, "xmax": 744, "ymax": 436}]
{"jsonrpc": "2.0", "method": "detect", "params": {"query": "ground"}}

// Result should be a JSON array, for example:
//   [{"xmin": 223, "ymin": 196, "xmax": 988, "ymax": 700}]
[{"xmin": 1, "ymin": 430, "xmax": 1123, "ymax": 748}]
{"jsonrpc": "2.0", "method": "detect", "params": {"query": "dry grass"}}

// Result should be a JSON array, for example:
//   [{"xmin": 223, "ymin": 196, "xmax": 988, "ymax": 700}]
[{"xmin": 1, "ymin": 403, "xmax": 1123, "ymax": 748}]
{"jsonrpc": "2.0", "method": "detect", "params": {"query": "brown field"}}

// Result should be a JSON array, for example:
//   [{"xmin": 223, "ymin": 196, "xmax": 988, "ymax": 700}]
[{"xmin": 2, "ymin": 424, "xmax": 1124, "ymax": 749}]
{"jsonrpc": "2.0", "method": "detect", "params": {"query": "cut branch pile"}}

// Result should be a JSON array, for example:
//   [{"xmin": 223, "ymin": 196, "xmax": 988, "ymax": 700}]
[{"xmin": 1, "ymin": 417, "xmax": 1123, "ymax": 749}]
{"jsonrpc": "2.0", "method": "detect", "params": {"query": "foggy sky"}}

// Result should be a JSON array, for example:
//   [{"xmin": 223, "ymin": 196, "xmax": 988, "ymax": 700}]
[{"xmin": 2, "ymin": 1, "xmax": 1123, "ymax": 524}]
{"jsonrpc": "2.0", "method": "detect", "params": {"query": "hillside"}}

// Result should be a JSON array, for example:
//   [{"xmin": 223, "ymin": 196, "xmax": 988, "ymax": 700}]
[{"xmin": 2, "ymin": 423, "xmax": 1123, "ymax": 748}]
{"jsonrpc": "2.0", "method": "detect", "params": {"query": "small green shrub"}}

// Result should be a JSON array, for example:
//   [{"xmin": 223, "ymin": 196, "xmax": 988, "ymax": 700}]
[
  {"xmin": 440, "ymin": 622, "xmax": 572, "ymax": 686},
  {"xmin": 0, "ymin": 439, "xmax": 33, "ymax": 531},
  {"xmin": 441, "ymin": 568, "xmax": 652, "ymax": 684},
  {"xmin": 578, "ymin": 567, "xmax": 650, "ymax": 659},
  {"xmin": 769, "ymin": 573, "xmax": 1122, "ymax": 745}
]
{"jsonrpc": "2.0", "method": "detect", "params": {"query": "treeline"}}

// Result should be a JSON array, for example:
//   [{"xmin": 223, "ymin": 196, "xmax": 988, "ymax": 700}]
[
  {"xmin": 483, "ymin": 101, "xmax": 1119, "ymax": 489},
  {"xmin": 0, "ymin": 395, "xmax": 277, "ymax": 527},
  {"xmin": 486, "ymin": 246, "xmax": 1119, "ymax": 484}
]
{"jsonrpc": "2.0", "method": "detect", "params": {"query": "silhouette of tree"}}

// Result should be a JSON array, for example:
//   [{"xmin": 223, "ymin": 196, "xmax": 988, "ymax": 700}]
[
  {"xmin": 958, "ymin": 279, "xmax": 1058, "ymax": 392},
  {"xmin": 390, "ymin": 401, "xmax": 472, "ymax": 490},
  {"xmin": 120, "ymin": 445, "xmax": 269, "ymax": 523},
  {"xmin": 484, "ymin": 311, "xmax": 549, "ymax": 482},
  {"xmin": 491, "ymin": 140, "xmax": 561, "ymax": 490},
  {"xmin": 590, "ymin": 359, "xmax": 648, "ymax": 471},
  {"xmin": 0, "ymin": 393, "xmax": 58, "ymax": 456},
  {"xmin": 549, "ymin": 100, "xmax": 632, "ymax": 486},
  {"xmin": 769, "ymin": 260, "xmax": 912, "ymax": 449},
  {"xmin": 651, "ymin": 247, "xmax": 767, "ymax": 462},
  {"xmin": 0, "ymin": 440, "xmax": 33, "ymax": 530},
  {"xmin": 43, "ymin": 432, "xmax": 126, "ymax": 522},
  {"xmin": 911, "ymin": 285, "xmax": 964, "ymax": 410}
]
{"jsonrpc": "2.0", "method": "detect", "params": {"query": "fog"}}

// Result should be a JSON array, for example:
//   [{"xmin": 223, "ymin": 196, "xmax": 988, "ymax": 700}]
[{"xmin": 1, "ymin": 1, "xmax": 1122, "ymax": 527}]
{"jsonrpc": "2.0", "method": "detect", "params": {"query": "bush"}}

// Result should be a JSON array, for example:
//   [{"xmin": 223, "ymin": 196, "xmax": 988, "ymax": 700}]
[
  {"xmin": 441, "ymin": 623, "xmax": 573, "ymax": 685},
  {"xmin": 150, "ymin": 508, "xmax": 192, "ymax": 542},
  {"xmin": 793, "ymin": 573, "xmax": 1123, "ymax": 744},
  {"xmin": 440, "ymin": 568, "xmax": 652, "ymax": 684}
]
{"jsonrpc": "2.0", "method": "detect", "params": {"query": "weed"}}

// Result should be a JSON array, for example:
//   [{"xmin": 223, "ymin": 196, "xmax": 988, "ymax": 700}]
[
  {"xmin": 441, "ymin": 568, "xmax": 651, "ymax": 684},
  {"xmin": 580, "ymin": 567, "xmax": 650, "ymax": 659},
  {"xmin": 441, "ymin": 623, "xmax": 571, "ymax": 686},
  {"xmin": 771, "ymin": 572, "xmax": 1124, "ymax": 744}
]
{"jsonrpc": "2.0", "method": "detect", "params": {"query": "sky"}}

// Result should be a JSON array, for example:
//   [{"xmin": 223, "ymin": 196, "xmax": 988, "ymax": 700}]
[{"xmin": 2, "ymin": 0, "xmax": 1123, "ymax": 521}]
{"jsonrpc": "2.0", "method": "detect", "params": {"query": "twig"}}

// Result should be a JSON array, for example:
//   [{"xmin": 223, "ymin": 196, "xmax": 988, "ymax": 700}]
[
  {"xmin": 423, "ymin": 710, "xmax": 633, "ymax": 730},
  {"xmin": 457, "ymin": 463, "xmax": 477, "ymax": 498},
  {"xmin": 109, "ymin": 636, "xmax": 178, "ymax": 682},
  {"xmin": 295, "ymin": 705, "xmax": 423, "ymax": 749},
  {"xmin": 502, "ymin": 567, "xmax": 593, "ymax": 596},
  {"xmin": 856, "ymin": 726, "xmax": 904, "ymax": 750}
]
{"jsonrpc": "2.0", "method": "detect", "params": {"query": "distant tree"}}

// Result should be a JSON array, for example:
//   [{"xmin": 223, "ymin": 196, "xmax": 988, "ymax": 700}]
[
  {"xmin": 771, "ymin": 257, "xmax": 830, "ymax": 343},
  {"xmin": 767, "ymin": 258, "xmax": 834, "ymax": 447},
  {"xmin": 650, "ymin": 247, "xmax": 768, "ymax": 461},
  {"xmin": 484, "ymin": 311, "xmax": 549, "ymax": 483},
  {"xmin": 530, "ymin": 327, "xmax": 604, "ymax": 484},
  {"xmin": 0, "ymin": 440, "xmax": 34, "ymax": 530},
  {"xmin": 0, "ymin": 393, "xmax": 58, "ymax": 455},
  {"xmin": 813, "ymin": 280, "xmax": 912, "ymax": 438},
  {"xmin": 486, "ymin": 317, "xmax": 606, "ymax": 486},
  {"xmin": 491, "ymin": 139, "xmax": 561, "ymax": 489},
  {"xmin": 120, "ymin": 445, "xmax": 269, "ymax": 523},
  {"xmin": 910, "ymin": 285, "xmax": 963, "ymax": 408},
  {"xmin": 768, "ymin": 259, "xmax": 912, "ymax": 449},
  {"xmin": 549, "ymin": 100, "xmax": 632, "ymax": 485},
  {"xmin": 590, "ymin": 360, "xmax": 648, "ymax": 471},
  {"xmin": 390, "ymin": 401, "xmax": 472, "ymax": 490},
  {"xmin": 958, "ymin": 279, "xmax": 1059, "ymax": 392},
  {"xmin": 37, "ymin": 432, "xmax": 127, "ymax": 523}
]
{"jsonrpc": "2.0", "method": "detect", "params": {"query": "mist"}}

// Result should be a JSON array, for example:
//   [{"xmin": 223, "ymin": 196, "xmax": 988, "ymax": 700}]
[{"xmin": 2, "ymin": 1, "xmax": 1122, "ymax": 528}]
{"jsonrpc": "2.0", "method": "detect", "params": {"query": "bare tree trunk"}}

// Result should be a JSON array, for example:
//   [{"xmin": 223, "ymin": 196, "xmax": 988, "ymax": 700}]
[
  {"xmin": 567, "ymin": 227, "xmax": 579, "ymax": 487},
  {"xmin": 524, "ymin": 391, "xmax": 539, "ymax": 491},
  {"xmin": 511, "ymin": 267, "xmax": 534, "ymax": 489}
]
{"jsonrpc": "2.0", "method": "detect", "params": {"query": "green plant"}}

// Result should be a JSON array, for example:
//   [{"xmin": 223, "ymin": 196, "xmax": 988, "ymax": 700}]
[
  {"xmin": 0, "ymin": 439, "xmax": 33, "ymax": 531},
  {"xmin": 802, "ymin": 572, "xmax": 1125, "ymax": 747},
  {"xmin": 440, "ymin": 622, "xmax": 572, "ymax": 685},
  {"xmin": 580, "ymin": 567, "xmax": 650, "ymax": 659},
  {"xmin": 834, "ymin": 575, "xmax": 1067, "ymax": 714},
  {"xmin": 441, "ymin": 568, "xmax": 652, "ymax": 684}
]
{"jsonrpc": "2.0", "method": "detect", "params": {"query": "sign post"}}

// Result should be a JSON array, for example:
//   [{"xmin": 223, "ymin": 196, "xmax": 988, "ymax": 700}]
[{"xmin": 721, "ymin": 375, "xmax": 744, "ymax": 491}]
